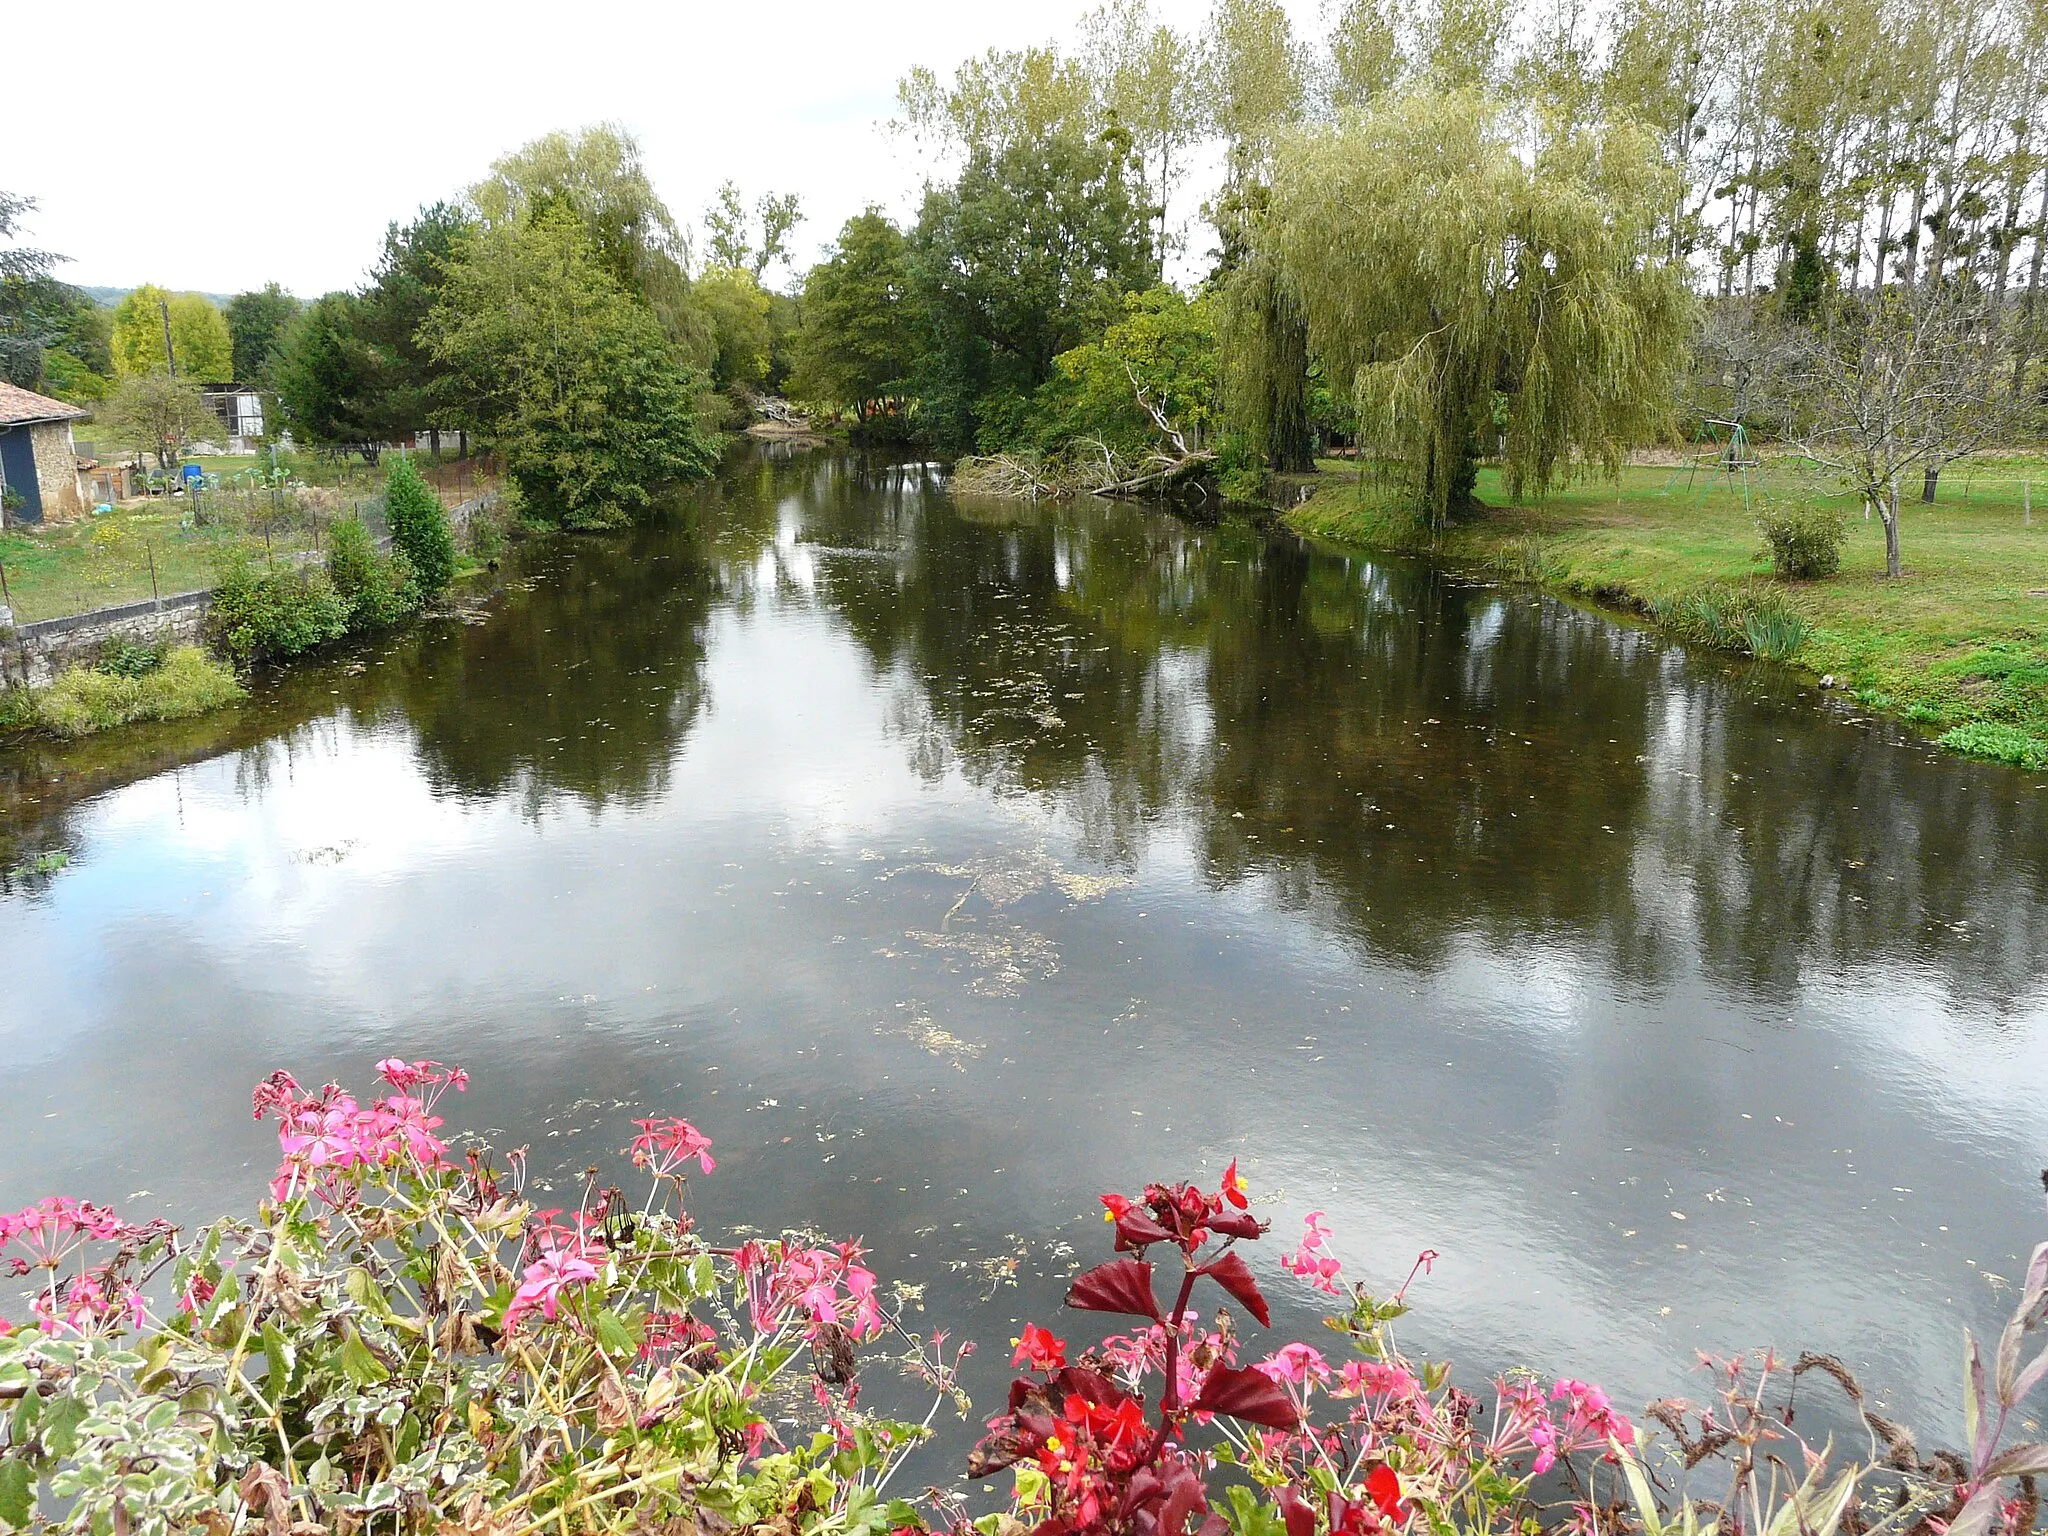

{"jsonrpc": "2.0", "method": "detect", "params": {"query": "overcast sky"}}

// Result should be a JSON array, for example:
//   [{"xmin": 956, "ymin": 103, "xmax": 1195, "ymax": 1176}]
[{"xmin": 6, "ymin": 0, "xmax": 1317, "ymax": 300}]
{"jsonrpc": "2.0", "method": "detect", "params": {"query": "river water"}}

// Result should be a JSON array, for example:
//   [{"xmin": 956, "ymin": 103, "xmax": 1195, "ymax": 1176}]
[{"xmin": 2, "ymin": 444, "xmax": 2046, "ymax": 1454}]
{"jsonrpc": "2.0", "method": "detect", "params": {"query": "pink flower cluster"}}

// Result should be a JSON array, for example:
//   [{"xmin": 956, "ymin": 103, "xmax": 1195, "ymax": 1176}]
[
  {"xmin": 628, "ymin": 1117, "xmax": 716, "ymax": 1178},
  {"xmin": 1, "ymin": 1198, "xmax": 147, "ymax": 1337},
  {"xmin": 1279, "ymin": 1210, "xmax": 1345, "ymax": 1295},
  {"xmin": 1256, "ymin": 1341, "xmax": 1335, "ymax": 1389},
  {"xmin": 734, "ymin": 1239, "xmax": 883, "ymax": 1341},
  {"xmin": 31, "ymin": 1266, "xmax": 146, "ymax": 1335},
  {"xmin": 0, "ymin": 1196, "xmax": 125, "ymax": 1276},
  {"xmin": 252, "ymin": 1063, "xmax": 467, "ymax": 1201},
  {"xmin": 1492, "ymin": 1375, "xmax": 1635, "ymax": 1474},
  {"xmin": 504, "ymin": 1238, "xmax": 606, "ymax": 1332}
]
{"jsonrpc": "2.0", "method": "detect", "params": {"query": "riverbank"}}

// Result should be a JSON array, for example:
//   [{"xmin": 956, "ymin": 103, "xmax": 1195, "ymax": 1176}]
[{"xmin": 1285, "ymin": 454, "xmax": 2048, "ymax": 771}]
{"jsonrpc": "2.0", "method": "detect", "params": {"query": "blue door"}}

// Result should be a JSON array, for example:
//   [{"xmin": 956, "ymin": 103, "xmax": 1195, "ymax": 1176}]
[{"xmin": 0, "ymin": 427, "xmax": 41, "ymax": 524}]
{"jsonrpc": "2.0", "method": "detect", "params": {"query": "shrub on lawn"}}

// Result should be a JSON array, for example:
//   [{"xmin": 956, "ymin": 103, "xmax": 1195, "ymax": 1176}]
[{"xmin": 1755, "ymin": 499, "xmax": 1848, "ymax": 579}]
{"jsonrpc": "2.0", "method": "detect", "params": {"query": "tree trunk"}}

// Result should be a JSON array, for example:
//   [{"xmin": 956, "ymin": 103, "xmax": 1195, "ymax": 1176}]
[
  {"xmin": 2014, "ymin": 171, "xmax": 2048, "ymax": 397},
  {"xmin": 1884, "ymin": 479, "xmax": 1903, "ymax": 577},
  {"xmin": 1922, "ymin": 463, "xmax": 1940, "ymax": 503}
]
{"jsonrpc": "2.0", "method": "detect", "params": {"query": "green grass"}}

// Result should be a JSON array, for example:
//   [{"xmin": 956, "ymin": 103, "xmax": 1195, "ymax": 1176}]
[
  {"xmin": 1288, "ymin": 450, "xmax": 2048, "ymax": 770},
  {"xmin": 3, "ymin": 645, "xmax": 244, "ymax": 739},
  {"xmin": 0, "ymin": 502, "xmax": 323, "ymax": 623}
]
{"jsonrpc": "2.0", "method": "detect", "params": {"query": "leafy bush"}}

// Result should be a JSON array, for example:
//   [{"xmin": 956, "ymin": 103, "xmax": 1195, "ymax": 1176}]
[
  {"xmin": 1217, "ymin": 431, "xmax": 1268, "ymax": 505},
  {"xmin": 206, "ymin": 558, "xmax": 349, "ymax": 666},
  {"xmin": 383, "ymin": 456, "xmax": 455, "ymax": 597},
  {"xmin": 1937, "ymin": 720, "xmax": 2048, "ymax": 770},
  {"xmin": 1755, "ymin": 499, "xmax": 1848, "ymax": 579},
  {"xmin": 0, "ymin": 1058, "xmax": 947, "ymax": 1536},
  {"xmin": 33, "ymin": 646, "xmax": 244, "ymax": 736},
  {"xmin": 326, "ymin": 516, "xmax": 420, "ymax": 633},
  {"xmin": 92, "ymin": 637, "xmax": 167, "ymax": 679}
]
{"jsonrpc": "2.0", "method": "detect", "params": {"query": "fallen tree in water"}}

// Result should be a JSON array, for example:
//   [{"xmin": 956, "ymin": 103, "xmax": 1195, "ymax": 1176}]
[{"xmin": 951, "ymin": 440, "xmax": 1216, "ymax": 502}]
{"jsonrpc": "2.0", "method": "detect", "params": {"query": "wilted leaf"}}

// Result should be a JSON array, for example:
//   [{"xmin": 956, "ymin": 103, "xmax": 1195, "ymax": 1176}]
[{"xmin": 1985, "ymin": 1442, "xmax": 2048, "ymax": 1478}]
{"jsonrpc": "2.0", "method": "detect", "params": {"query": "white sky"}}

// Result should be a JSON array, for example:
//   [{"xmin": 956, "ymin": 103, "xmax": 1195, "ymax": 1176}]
[{"xmin": 5, "ymin": 0, "xmax": 1316, "ymax": 300}]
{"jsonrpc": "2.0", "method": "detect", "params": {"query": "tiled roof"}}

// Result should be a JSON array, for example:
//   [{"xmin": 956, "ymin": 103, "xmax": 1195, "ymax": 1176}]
[{"xmin": 0, "ymin": 382, "xmax": 89, "ymax": 427}]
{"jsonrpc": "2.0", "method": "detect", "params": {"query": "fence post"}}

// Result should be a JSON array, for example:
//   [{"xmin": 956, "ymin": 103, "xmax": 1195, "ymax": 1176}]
[
  {"xmin": 2026, "ymin": 482, "xmax": 2032, "ymax": 527},
  {"xmin": 147, "ymin": 543, "xmax": 159, "ymax": 604}
]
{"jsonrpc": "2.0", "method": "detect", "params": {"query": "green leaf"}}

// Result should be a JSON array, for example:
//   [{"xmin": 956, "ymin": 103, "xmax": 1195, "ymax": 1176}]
[
  {"xmin": 8, "ymin": 1386, "xmax": 40, "ymax": 1444},
  {"xmin": 594, "ymin": 1309, "xmax": 638, "ymax": 1359},
  {"xmin": 40, "ymin": 1396, "xmax": 86, "ymax": 1459},
  {"xmin": 0, "ymin": 1457, "xmax": 31, "ymax": 1530},
  {"xmin": 344, "ymin": 1267, "xmax": 391, "ymax": 1318},
  {"xmin": 261, "ymin": 1323, "xmax": 296, "ymax": 1401},
  {"xmin": 339, "ymin": 1328, "xmax": 390, "ymax": 1388}
]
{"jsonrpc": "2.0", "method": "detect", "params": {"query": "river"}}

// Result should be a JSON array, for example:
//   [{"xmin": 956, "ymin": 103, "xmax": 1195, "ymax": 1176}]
[{"xmin": 1, "ymin": 443, "xmax": 2045, "ymax": 1457}]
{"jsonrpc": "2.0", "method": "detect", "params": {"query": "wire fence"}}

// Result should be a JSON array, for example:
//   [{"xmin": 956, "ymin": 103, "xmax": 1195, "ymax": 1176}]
[{"xmin": 0, "ymin": 460, "xmax": 500, "ymax": 627}]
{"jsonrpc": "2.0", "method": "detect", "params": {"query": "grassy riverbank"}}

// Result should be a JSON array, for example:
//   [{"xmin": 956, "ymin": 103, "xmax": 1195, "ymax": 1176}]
[{"xmin": 1286, "ymin": 453, "xmax": 2048, "ymax": 770}]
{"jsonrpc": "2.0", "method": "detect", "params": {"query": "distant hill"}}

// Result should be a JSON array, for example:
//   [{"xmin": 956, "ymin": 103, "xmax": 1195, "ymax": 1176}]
[{"xmin": 78, "ymin": 285, "xmax": 237, "ymax": 309}]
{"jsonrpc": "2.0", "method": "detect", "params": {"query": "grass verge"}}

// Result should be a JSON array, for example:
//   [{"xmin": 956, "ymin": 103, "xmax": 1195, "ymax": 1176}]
[
  {"xmin": 1286, "ymin": 453, "xmax": 2048, "ymax": 770},
  {"xmin": 0, "ymin": 646, "xmax": 244, "ymax": 739}
]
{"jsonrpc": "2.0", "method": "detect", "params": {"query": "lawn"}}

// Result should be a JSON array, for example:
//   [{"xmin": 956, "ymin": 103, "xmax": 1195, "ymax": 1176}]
[
  {"xmin": 0, "ymin": 501, "xmax": 323, "ymax": 624},
  {"xmin": 1287, "ymin": 450, "xmax": 2048, "ymax": 768}
]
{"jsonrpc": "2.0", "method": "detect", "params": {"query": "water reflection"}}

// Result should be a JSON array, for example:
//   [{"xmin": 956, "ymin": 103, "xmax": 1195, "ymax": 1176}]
[{"xmin": 0, "ymin": 444, "xmax": 2044, "ymax": 1460}]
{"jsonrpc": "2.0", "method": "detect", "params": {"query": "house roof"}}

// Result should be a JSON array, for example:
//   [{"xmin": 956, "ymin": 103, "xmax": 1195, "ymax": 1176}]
[{"xmin": 0, "ymin": 382, "xmax": 89, "ymax": 428}]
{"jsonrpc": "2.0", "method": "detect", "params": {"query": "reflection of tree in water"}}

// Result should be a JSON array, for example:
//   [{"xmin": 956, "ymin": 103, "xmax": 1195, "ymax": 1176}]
[
  {"xmin": 401, "ymin": 523, "xmax": 717, "ymax": 815},
  {"xmin": 746, "ymin": 451, "xmax": 2048, "ymax": 1012}
]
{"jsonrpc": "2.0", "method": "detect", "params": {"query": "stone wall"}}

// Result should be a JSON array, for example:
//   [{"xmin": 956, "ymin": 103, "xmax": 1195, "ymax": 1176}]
[
  {"xmin": 29, "ymin": 422, "xmax": 86, "ymax": 522},
  {"xmin": 0, "ymin": 591, "xmax": 209, "ymax": 688}
]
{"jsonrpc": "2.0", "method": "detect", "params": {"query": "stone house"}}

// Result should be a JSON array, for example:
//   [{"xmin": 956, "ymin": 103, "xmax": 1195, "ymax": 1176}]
[{"xmin": 0, "ymin": 383, "xmax": 89, "ymax": 525}]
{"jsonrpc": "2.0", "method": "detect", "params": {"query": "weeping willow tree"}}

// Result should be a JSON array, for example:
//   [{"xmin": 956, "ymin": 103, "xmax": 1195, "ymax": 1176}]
[
  {"xmin": 1261, "ymin": 89, "xmax": 1693, "ymax": 530},
  {"xmin": 1215, "ymin": 183, "xmax": 1315, "ymax": 474}
]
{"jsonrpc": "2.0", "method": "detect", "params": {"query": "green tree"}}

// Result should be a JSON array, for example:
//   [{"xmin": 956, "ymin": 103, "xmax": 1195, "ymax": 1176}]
[
  {"xmin": 908, "ymin": 123, "xmax": 1157, "ymax": 448},
  {"xmin": 110, "ymin": 286, "xmax": 233, "ymax": 380},
  {"xmin": 1028, "ymin": 286, "xmax": 1219, "ymax": 453},
  {"xmin": 701, "ymin": 182, "xmax": 805, "ymax": 280},
  {"xmin": 694, "ymin": 266, "xmax": 773, "ymax": 390},
  {"xmin": 792, "ymin": 210, "xmax": 917, "ymax": 423},
  {"xmin": 271, "ymin": 292, "xmax": 384, "ymax": 458},
  {"xmin": 0, "ymin": 191, "xmax": 86, "ymax": 390},
  {"xmin": 356, "ymin": 204, "xmax": 473, "ymax": 448},
  {"xmin": 1324, "ymin": 0, "xmax": 1408, "ymax": 109},
  {"xmin": 99, "ymin": 372, "xmax": 218, "ymax": 468},
  {"xmin": 383, "ymin": 455, "xmax": 456, "ymax": 596},
  {"xmin": 470, "ymin": 125, "xmax": 704, "ymax": 355},
  {"xmin": 1080, "ymin": 1, "xmax": 1205, "ymax": 265},
  {"xmin": 224, "ymin": 284, "xmax": 301, "ymax": 384},
  {"xmin": 1261, "ymin": 88, "xmax": 1693, "ymax": 529},
  {"xmin": 1205, "ymin": 0, "xmax": 1315, "ymax": 474},
  {"xmin": 425, "ymin": 204, "xmax": 719, "ymax": 529}
]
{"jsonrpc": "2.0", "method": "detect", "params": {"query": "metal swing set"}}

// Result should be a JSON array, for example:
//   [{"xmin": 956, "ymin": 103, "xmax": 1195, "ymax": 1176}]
[{"xmin": 1663, "ymin": 418, "xmax": 1761, "ymax": 509}]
